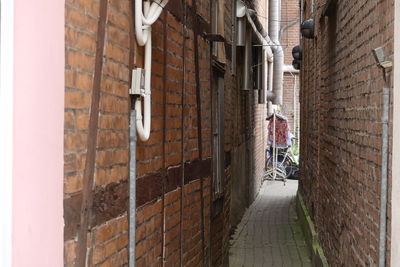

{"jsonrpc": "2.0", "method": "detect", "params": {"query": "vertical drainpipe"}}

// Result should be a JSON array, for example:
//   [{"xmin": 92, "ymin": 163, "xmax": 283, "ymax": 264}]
[
  {"xmin": 391, "ymin": 2, "xmax": 400, "ymax": 262},
  {"xmin": 372, "ymin": 47, "xmax": 393, "ymax": 267},
  {"xmin": 269, "ymin": 0, "xmax": 283, "ymax": 105},
  {"xmin": 267, "ymin": 61, "xmax": 274, "ymax": 115},
  {"xmin": 379, "ymin": 70, "xmax": 390, "ymax": 267},
  {"xmin": 129, "ymin": 108, "xmax": 137, "ymax": 267}
]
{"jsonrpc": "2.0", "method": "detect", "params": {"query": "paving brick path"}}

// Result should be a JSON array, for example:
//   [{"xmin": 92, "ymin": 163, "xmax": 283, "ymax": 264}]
[{"xmin": 229, "ymin": 180, "xmax": 311, "ymax": 267}]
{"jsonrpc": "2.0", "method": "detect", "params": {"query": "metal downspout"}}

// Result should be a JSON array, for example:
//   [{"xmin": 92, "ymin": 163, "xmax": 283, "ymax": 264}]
[
  {"xmin": 129, "ymin": 109, "xmax": 137, "ymax": 267},
  {"xmin": 379, "ymin": 70, "xmax": 390, "ymax": 267},
  {"xmin": 269, "ymin": 0, "xmax": 284, "ymax": 105},
  {"xmin": 245, "ymin": 9, "xmax": 275, "ymax": 108},
  {"xmin": 267, "ymin": 61, "xmax": 274, "ymax": 116}
]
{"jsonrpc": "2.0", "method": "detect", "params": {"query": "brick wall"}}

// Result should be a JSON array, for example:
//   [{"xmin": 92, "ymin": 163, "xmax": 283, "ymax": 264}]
[
  {"xmin": 280, "ymin": 0, "xmax": 300, "ymax": 137},
  {"xmin": 64, "ymin": 0, "xmax": 268, "ymax": 266},
  {"xmin": 282, "ymin": 73, "xmax": 300, "ymax": 137},
  {"xmin": 281, "ymin": 0, "xmax": 300, "ymax": 66},
  {"xmin": 229, "ymin": 0, "xmax": 270, "ymax": 229},
  {"xmin": 300, "ymin": 0, "xmax": 394, "ymax": 265},
  {"xmin": 64, "ymin": 0, "xmax": 132, "ymax": 266}
]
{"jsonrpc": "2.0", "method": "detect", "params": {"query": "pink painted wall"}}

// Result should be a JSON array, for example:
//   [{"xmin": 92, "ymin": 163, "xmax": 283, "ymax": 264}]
[{"xmin": 12, "ymin": 0, "xmax": 64, "ymax": 266}]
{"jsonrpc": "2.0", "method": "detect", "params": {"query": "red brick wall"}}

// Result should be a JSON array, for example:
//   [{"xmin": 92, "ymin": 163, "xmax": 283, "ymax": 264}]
[
  {"xmin": 282, "ymin": 73, "xmax": 300, "ymax": 136},
  {"xmin": 280, "ymin": 0, "xmax": 300, "ymax": 136},
  {"xmin": 300, "ymin": 0, "xmax": 394, "ymax": 265},
  {"xmin": 63, "ymin": 0, "xmax": 270, "ymax": 266},
  {"xmin": 64, "ymin": 0, "xmax": 132, "ymax": 265},
  {"xmin": 281, "ymin": 0, "xmax": 300, "ymax": 65}
]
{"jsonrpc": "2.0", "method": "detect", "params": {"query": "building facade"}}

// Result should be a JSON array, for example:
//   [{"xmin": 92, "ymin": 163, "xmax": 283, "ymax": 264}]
[
  {"xmin": 64, "ymin": 0, "xmax": 272, "ymax": 266},
  {"xmin": 280, "ymin": 0, "xmax": 300, "ymax": 138},
  {"xmin": 299, "ymin": 0, "xmax": 395, "ymax": 265},
  {"xmin": 4, "ymin": 0, "xmax": 400, "ymax": 266}
]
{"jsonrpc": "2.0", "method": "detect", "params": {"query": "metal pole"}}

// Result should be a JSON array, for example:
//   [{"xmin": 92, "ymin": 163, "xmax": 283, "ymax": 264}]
[
  {"xmin": 293, "ymin": 75, "xmax": 297, "ymax": 139},
  {"xmin": 273, "ymin": 112, "xmax": 277, "ymax": 181},
  {"xmin": 129, "ymin": 109, "xmax": 137, "ymax": 267},
  {"xmin": 379, "ymin": 71, "xmax": 390, "ymax": 267}
]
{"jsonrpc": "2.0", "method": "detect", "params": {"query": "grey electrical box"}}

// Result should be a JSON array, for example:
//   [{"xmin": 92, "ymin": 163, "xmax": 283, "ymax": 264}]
[{"xmin": 129, "ymin": 68, "xmax": 145, "ymax": 96}]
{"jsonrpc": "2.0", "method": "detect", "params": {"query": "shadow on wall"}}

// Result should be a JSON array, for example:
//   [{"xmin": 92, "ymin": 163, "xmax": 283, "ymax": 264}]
[{"xmin": 230, "ymin": 144, "xmax": 249, "ymax": 228}]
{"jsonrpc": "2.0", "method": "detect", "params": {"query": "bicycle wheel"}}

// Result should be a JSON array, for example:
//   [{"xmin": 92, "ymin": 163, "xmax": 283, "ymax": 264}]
[
  {"xmin": 282, "ymin": 156, "xmax": 294, "ymax": 178},
  {"xmin": 266, "ymin": 154, "xmax": 293, "ymax": 179}
]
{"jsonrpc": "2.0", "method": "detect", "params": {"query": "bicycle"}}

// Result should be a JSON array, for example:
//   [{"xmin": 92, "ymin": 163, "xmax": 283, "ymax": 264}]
[{"xmin": 264, "ymin": 143, "xmax": 299, "ymax": 183}]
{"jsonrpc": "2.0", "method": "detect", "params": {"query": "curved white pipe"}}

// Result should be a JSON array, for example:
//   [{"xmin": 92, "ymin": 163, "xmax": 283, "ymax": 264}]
[
  {"xmin": 142, "ymin": 0, "xmax": 168, "ymax": 25},
  {"xmin": 246, "ymin": 12, "xmax": 273, "ymax": 61},
  {"xmin": 135, "ymin": 33, "xmax": 152, "ymax": 141},
  {"xmin": 134, "ymin": 0, "xmax": 168, "ymax": 141},
  {"xmin": 135, "ymin": 0, "xmax": 148, "ymax": 45},
  {"xmin": 142, "ymin": 8, "xmax": 163, "ymax": 25},
  {"xmin": 245, "ymin": 8, "xmax": 281, "ymax": 104},
  {"xmin": 237, "ymin": 0, "xmax": 247, "ymax": 18},
  {"xmin": 283, "ymin": 64, "xmax": 300, "ymax": 73}
]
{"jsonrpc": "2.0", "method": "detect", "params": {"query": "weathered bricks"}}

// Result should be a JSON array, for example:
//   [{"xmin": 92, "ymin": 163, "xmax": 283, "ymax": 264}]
[
  {"xmin": 64, "ymin": 0, "xmax": 270, "ymax": 266},
  {"xmin": 300, "ymin": 0, "xmax": 394, "ymax": 265}
]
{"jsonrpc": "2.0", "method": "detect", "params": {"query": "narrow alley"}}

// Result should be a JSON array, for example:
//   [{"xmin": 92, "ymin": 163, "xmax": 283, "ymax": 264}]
[
  {"xmin": 229, "ymin": 180, "xmax": 311, "ymax": 267},
  {"xmin": 3, "ymin": 0, "xmax": 400, "ymax": 266}
]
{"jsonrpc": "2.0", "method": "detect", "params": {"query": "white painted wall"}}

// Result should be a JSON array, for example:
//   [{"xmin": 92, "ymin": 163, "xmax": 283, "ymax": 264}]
[
  {"xmin": 391, "ymin": 0, "xmax": 400, "ymax": 264},
  {"xmin": 12, "ymin": 0, "xmax": 64, "ymax": 265},
  {"xmin": 0, "ymin": 0, "xmax": 14, "ymax": 266}
]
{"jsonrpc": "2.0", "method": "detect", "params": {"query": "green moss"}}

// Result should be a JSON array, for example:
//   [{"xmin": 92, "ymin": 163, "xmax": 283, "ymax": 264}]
[{"xmin": 296, "ymin": 193, "xmax": 329, "ymax": 267}]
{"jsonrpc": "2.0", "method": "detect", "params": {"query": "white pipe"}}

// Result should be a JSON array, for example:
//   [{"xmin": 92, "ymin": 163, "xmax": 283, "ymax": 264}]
[
  {"xmin": 245, "ymin": 12, "xmax": 274, "ymax": 61},
  {"xmin": 135, "ymin": 0, "xmax": 148, "ymax": 46},
  {"xmin": 269, "ymin": 0, "xmax": 284, "ymax": 105},
  {"xmin": 142, "ymin": 0, "xmax": 168, "ymax": 25},
  {"xmin": 143, "ymin": 1, "xmax": 150, "ymax": 15},
  {"xmin": 135, "ymin": 32, "xmax": 152, "ymax": 141},
  {"xmin": 240, "ymin": 1, "xmax": 282, "ymax": 105},
  {"xmin": 245, "ymin": 10, "xmax": 274, "ymax": 97},
  {"xmin": 391, "ymin": 1, "xmax": 400, "ymax": 263},
  {"xmin": 283, "ymin": 64, "xmax": 300, "ymax": 73},
  {"xmin": 267, "ymin": 61, "xmax": 274, "ymax": 116},
  {"xmin": 134, "ymin": 0, "xmax": 168, "ymax": 141},
  {"xmin": 237, "ymin": 0, "xmax": 247, "ymax": 17}
]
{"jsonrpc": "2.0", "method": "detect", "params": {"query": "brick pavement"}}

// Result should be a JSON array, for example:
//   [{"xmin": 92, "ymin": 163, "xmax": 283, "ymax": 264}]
[{"xmin": 229, "ymin": 180, "xmax": 311, "ymax": 267}]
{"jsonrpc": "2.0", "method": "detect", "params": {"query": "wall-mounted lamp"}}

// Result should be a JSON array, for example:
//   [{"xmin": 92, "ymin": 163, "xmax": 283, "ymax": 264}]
[
  {"xmin": 292, "ymin": 45, "xmax": 302, "ymax": 60},
  {"xmin": 372, "ymin": 47, "xmax": 393, "ymax": 69},
  {"xmin": 301, "ymin": 19, "xmax": 315, "ymax": 39},
  {"xmin": 292, "ymin": 59, "xmax": 301, "ymax": 70}
]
